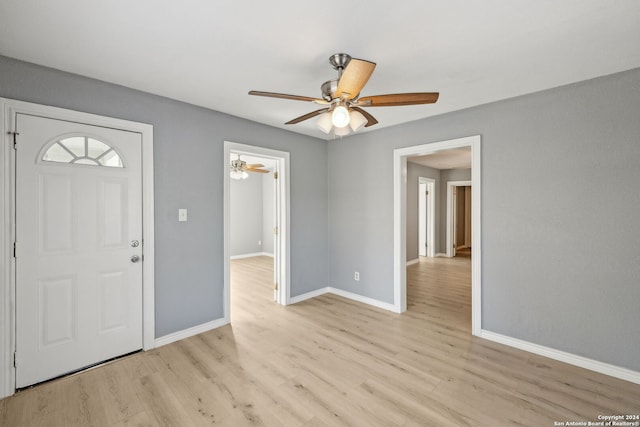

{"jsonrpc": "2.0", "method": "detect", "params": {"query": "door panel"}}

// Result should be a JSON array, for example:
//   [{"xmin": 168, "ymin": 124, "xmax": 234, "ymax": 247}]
[
  {"xmin": 98, "ymin": 270, "xmax": 129, "ymax": 333},
  {"xmin": 39, "ymin": 275, "xmax": 77, "ymax": 347},
  {"xmin": 39, "ymin": 173, "xmax": 76, "ymax": 254},
  {"xmin": 15, "ymin": 113, "xmax": 143, "ymax": 388},
  {"xmin": 98, "ymin": 178, "xmax": 128, "ymax": 248}
]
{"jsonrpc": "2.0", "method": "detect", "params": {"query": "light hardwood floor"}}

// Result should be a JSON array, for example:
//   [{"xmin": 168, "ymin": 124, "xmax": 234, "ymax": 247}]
[{"xmin": 1, "ymin": 255, "xmax": 639, "ymax": 426}]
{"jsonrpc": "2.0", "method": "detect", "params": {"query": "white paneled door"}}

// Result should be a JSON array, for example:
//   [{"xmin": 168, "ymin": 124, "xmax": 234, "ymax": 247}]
[{"xmin": 15, "ymin": 113, "xmax": 143, "ymax": 388}]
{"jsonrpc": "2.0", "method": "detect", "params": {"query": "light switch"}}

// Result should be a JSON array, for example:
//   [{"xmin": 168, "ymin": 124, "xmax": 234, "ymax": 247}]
[{"xmin": 178, "ymin": 209, "xmax": 188, "ymax": 222}]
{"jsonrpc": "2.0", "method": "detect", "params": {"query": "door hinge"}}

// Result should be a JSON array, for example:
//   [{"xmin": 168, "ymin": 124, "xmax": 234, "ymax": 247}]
[
  {"xmin": 274, "ymin": 226, "xmax": 279, "ymax": 235},
  {"xmin": 13, "ymin": 351, "xmax": 17, "ymax": 367},
  {"xmin": 13, "ymin": 241, "xmax": 16, "ymax": 258},
  {"xmin": 274, "ymin": 282, "xmax": 278, "ymax": 291},
  {"xmin": 274, "ymin": 171, "xmax": 279, "ymax": 180},
  {"xmin": 8, "ymin": 131, "xmax": 19, "ymax": 149}
]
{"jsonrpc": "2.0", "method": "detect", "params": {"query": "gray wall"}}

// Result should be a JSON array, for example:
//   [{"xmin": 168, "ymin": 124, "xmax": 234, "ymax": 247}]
[
  {"xmin": 406, "ymin": 162, "xmax": 440, "ymax": 260},
  {"xmin": 230, "ymin": 175, "xmax": 263, "ymax": 256},
  {"xmin": 262, "ymin": 173, "xmax": 275, "ymax": 254},
  {"xmin": 328, "ymin": 68, "xmax": 640, "ymax": 372},
  {"xmin": 229, "ymin": 173, "xmax": 275, "ymax": 257},
  {"xmin": 0, "ymin": 55, "xmax": 329, "ymax": 338}
]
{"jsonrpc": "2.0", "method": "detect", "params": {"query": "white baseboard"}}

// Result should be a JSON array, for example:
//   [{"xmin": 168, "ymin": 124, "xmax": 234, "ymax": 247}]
[
  {"xmin": 155, "ymin": 317, "xmax": 228, "ymax": 348},
  {"xmin": 327, "ymin": 287, "xmax": 397, "ymax": 312},
  {"xmin": 406, "ymin": 258, "xmax": 419, "ymax": 266},
  {"xmin": 479, "ymin": 330, "xmax": 640, "ymax": 385},
  {"xmin": 288, "ymin": 287, "xmax": 396, "ymax": 313},
  {"xmin": 288, "ymin": 287, "xmax": 330, "ymax": 304},
  {"xmin": 230, "ymin": 252, "xmax": 273, "ymax": 260}
]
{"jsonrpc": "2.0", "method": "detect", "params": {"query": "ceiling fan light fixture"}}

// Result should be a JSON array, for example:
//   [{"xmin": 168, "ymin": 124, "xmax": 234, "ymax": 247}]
[
  {"xmin": 349, "ymin": 110, "xmax": 367, "ymax": 132},
  {"xmin": 333, "ymin": 125, "xmax": 351, "ymax": 136},
  {"xmin": 230, "ymin": 158, "xmax": 250, "ymax": 180},
  {"xmin": 317, "ymin": 112, "xmax": 333, "ymax": 134},
  {"xmin": 331, "ymin": 105, "xmax": 350, "ymax": 128}
]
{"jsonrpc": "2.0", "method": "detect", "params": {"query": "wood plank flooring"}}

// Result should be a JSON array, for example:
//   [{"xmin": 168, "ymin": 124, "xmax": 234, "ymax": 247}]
[{"xmin": 1, "ymin": 255, "xmax": 639, "ymax": 426}]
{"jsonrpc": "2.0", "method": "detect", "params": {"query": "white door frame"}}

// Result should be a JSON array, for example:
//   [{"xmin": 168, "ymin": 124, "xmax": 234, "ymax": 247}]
[
  {"xmin": 446, "ymin": 181, "xmax": 471, "ymax": 258},
  {"xmin": 223, "ymin": 142, "xmax": 290, "ymax": 320},
  {"xmin": 0, "ymin": 98, "xmax": 155, "ymax": 399},
  {"xmin": 418, "ymin": 177, "xmax": 435, "ymax": 258},
  {"xmin": 393, "ymin": 135, "xmax": 481, "ymax": 336}
]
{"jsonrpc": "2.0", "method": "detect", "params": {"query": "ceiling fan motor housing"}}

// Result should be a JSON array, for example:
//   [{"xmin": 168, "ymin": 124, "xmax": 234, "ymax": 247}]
[
  {"xmin": 230, "ymin": 159, "xmax": 245, "ymax": 170},
  {"xmin": 321, "ymin": 79, "xmax": 339, "ymax": 102}
]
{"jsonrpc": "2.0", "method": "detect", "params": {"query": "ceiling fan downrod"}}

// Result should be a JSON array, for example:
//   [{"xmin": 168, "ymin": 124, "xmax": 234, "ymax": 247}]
[
  {"xmin": 329, "ymin": 53, "xmax": 351, "ymax": 78},
  {"xmin": 322, "ymin": 53, "xmax": 352, "ymax": 102}
]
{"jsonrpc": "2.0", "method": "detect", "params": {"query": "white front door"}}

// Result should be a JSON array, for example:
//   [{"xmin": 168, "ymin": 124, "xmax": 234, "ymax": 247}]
[{"xmin": 15, "ymin": 113, "xmax": 143, "ymax": 388}]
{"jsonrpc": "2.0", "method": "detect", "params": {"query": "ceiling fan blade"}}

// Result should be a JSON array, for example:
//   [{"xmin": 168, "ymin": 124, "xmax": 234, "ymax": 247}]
[
  {"xmin": 249, "ymin": 91, "xmax": 327, "ymax": 104},
  {"xmin": 357, "ymin": 92, "xmax": 439, "ymax": 107},
  {"xmin": 285, "ymin": 108, "xmax": 330, "ymax": 125},
  {"xmin": 246, "ymin": 163, "xmax": 264, "ymax": 168},
  {"xmin": 350, "ymin": 107, "xmax": 379, "ymax": 127},
  {"xmin": 248, "ymin": 169, "xmax": 269, "ymax": 173},
  {"xmin": 336, "ymin": 59, "xmax": 376, "ymax": 100}
]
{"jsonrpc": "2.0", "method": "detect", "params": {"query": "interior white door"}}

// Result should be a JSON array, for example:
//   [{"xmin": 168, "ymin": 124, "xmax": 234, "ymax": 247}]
[{"xmin": 15, "ymin": 113, "xmax": 143, "ymax": 388}]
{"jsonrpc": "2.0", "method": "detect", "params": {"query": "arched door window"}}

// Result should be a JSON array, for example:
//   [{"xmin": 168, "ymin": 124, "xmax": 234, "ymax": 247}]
[{"xmin": 42, "ymin": 136, "xmax": 124, "ymax": 168}]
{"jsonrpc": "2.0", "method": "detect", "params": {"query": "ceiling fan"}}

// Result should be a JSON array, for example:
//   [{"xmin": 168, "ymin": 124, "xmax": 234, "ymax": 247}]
[
  {"xmin": 230, "ymin": 155, "xmax": 269, "ymax": 180},
  {"xmin": 249, "ymin": 53, "xmax": 439, "ymax": 136}
]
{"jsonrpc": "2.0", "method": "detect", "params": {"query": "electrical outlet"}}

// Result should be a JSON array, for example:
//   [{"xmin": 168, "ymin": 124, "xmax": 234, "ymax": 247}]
[
  {"xmin": 354, "ymin": 271, "xmax": 360, "ymax": 281},
  {"xmin": 178, "ymin": 209, "xmax": 187, "ymax": 222}
]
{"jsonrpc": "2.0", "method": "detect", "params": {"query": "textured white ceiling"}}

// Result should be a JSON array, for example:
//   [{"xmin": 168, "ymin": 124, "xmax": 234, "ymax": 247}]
[
  {"xmin": 409, "ymin": 147, "xmax": 471, "ymax": 170},
  {"xmin": 1, "ymin": 1, "xmax": 639, "ymax": 140}
]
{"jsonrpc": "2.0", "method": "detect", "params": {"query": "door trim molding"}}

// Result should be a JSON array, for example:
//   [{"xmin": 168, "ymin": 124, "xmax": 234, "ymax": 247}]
[
  {"xmin": 446, "ymin": 180, "xmax": 472, "ymax": 258},
  {"xmin": 0, "ymin": 98, "xmax": 155, "ymax": 398},
  {"xmin": 393, "ymin": 135, "xmax": 481, "ymax": 336},
  {"xmin": 223, "ymin": 141, "xmax": 291, "ymax": 323}
]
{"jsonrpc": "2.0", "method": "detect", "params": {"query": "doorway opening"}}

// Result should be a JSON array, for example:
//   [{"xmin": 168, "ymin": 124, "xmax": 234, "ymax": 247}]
[
  {"xmin": 447, "ymin": 181, "xmax": 472, "ymax": 258},
  {"xmin": 0, "ymin": 98, "xmax": 155, "ymax": 398},
  {"xmin": 223, "ymin": 142, "xmax": 290, "ymax": 323},
  {"xmin": 228, "ymin": 151, "xmax": 277, "ymax": 318},
  {"xmin": 393, "ymin": 135, "xmax": 481, "ymax": 335}
]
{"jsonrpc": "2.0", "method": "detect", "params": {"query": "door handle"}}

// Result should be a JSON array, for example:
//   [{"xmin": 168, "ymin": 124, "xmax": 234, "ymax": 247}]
[{"xmin": 131, "ymin": 255, "xmax": 140, "ymax": 263}]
